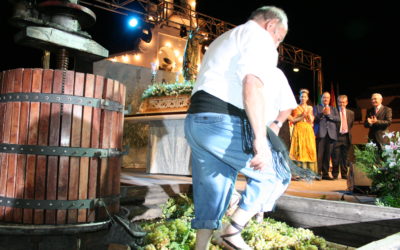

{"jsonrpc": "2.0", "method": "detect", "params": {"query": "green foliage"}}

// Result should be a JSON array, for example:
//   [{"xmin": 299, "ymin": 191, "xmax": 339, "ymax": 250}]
[
  {"xmin": 138, "ymin": 194, "xmax": 333, "ymax": 249},
  {"xmin": 139, "ymin": 194, "xmax": 195, "ymax": 250},
  {"xmin": 161, "ymin": 193, "xmax": 194, "ymax": 220},
  {"xmin": 140, "ymin": 218, "xmax": 196, "ymax": 250},
  {"xmin": 242, "ymin": 219, "xmax": 330, "ymax": 249},
  {"xmin": 355, "ymin": 131, "xmax": 400, "ymax": 208},
  {"xmin": 141, "ymin": 81, "xmax": 194, "ymax": 99}
]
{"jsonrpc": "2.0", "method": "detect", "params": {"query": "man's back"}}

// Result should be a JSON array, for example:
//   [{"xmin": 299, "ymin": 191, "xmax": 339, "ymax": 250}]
[{"xmin": 193, "ymin": 20, "xmax": 277, "ymax": 109}]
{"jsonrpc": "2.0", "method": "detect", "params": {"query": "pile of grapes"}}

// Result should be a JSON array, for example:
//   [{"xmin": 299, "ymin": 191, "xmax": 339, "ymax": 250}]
[{"xmin": 138, "ymin": 194, "xmax": 333, "ymax": 249}]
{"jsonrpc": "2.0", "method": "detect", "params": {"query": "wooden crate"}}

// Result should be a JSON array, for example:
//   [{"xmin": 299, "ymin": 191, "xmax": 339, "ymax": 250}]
[{"xmin": 269, "ymin": 195, "xmax": 400, "ymax": 247}]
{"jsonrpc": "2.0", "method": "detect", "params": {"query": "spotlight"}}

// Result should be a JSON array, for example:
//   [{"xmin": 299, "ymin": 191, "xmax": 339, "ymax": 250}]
[
  {"xmin": 140, "ymin": 24, "xmax": 153, "ymax": 43},
  {"xmin": 128, "ymin": 17, "xmax": 139, "ymax": 28},
  {"xmin": 293, "ymin": 66, "xmax": 300, "ymax": 72}
]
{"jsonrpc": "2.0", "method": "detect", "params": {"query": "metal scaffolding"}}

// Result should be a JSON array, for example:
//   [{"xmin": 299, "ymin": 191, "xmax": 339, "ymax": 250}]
[{"xmin": 79, "ymin": 0, "xmax": 322, "ymax": 72}]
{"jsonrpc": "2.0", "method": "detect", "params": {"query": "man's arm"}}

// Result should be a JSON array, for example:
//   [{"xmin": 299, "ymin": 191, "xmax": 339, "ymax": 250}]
[
  {"xmin": 270, "ymin": 109, "xmax": 292, "ymax": 135},
  {"xmin": 375, "ymin": 107, "xmax": 392, "ymax": 129},
  {"xmin": 364, "ymin": 109, "xmax": 372, "ymax": 128},
  {"xmin": 348, "ymin": 110, "xmax": 355, "ymax": 129},
  {"xmin": 326, "ymin": 107, "xmax": 340, "ymax": 122},
  {"xmin": 313, "ymin": 106, "xmax": 323, "ymax": 123},
  {"xmin": 243, "ymin": 74, "xmax": 270, "ymax": 171}
]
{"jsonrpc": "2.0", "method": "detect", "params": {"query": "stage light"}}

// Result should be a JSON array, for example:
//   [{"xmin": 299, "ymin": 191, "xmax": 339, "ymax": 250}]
[
  {"xmin": 141, "ymin": 26, "xmax": 152, "ymax": 43},
  {"xmin": 128, "ymin": 17, "xmax": 139, "ymax": 28},
  {"xmin": 180, "ymin": 25, "xmax": 187, "ymax": 37},
  {"xmin": 293, "ymin": 66, "xmax": 300, "ymax": 72}
]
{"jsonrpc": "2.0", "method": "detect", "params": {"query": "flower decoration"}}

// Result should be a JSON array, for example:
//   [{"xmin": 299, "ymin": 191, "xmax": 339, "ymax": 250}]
[
  {"xmin": 355, "ymin": 131, "xmax": 400, "ymax": 208},
  {"xmin": 141, "ymin": 81, "xmax": 194, "ymax": 100}
]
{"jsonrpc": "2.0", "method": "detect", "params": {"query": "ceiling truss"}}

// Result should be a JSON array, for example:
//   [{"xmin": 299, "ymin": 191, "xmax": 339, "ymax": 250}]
[{"xmin": 79, "ymin": 0, "xmax": 322, "ymax": 71}]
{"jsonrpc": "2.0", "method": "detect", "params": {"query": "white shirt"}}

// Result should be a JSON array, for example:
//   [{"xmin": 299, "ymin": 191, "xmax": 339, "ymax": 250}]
[
  {"xmin": 193, "ymin": 20, "xmax": 278, "ymax": 109},
  {"xmin": 375, "ymin": 104, "xmax": 382, "ymax": 113},
  {"xmin": 264, "ymin": 68, "xmax": 297, "ymax": 125}
]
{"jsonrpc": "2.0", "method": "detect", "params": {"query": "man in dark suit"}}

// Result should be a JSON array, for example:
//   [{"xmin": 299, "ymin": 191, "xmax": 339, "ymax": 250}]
[
  {"xmin": 332, "ymin": 95, "xmax": 354, "ymax": 179},
  {"xmin": 314, "ymin": 92, "xmax": 340, "ymax": 180},
  {"xmin": 364, "ymin": 93, "xmax": 392, "ymax": 151}
]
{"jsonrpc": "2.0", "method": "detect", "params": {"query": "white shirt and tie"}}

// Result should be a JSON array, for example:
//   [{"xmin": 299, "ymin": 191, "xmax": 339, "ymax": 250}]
[
  {"xmin": 375, "ymin": 105, "xmax": 382, "ymax": 115},
  {"xmin": 339, "ymin": 108, "xmax": 348, "ymax": 134}
]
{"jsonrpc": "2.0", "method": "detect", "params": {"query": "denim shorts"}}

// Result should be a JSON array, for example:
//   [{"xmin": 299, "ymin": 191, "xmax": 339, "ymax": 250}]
[{"xmin": 184, "ymin": 112, "xmax": 288, "ymax": 229}]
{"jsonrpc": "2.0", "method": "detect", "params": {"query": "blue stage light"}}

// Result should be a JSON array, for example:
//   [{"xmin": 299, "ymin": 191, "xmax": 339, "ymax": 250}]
[{"xmin": 128, "ymin": 17, "xmax": 139, "ymax": 28}]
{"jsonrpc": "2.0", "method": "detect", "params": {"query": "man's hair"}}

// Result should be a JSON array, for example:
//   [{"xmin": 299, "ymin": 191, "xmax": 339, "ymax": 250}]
[
  {"xmin": 338, "ymin": 95, "xmax": 348, "ymax": 101},
  {"xmin": 371, "ymin": 93, "xmax": 383, "ymax": 99},
  {"xmin": 249, "ymin": 6, "xmax": 288, "ymax": 29}
]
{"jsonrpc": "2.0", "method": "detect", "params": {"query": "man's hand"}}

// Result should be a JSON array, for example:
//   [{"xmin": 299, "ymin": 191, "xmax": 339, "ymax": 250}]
[
  {"xmin": 322, "ymin": 106, "xmax": 331, "ymax": 115},
  {"xmin": 368, "ymin": 116, "xmax": 378, "ymax": 124},
  {"xmin": 250, "ymin": 138, "xmax": 272, "ymax": 171},
  {"xmin": 269, "ymin": 123, "xmax": 280, "ymax": 135}
]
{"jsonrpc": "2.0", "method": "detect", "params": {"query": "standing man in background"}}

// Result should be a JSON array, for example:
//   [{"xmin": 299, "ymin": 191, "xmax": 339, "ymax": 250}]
[
  {"xmin": 364, "ymin": 93, "xmax": 392, "ymax": 151},
  {"xmin": 313, "ymin": 92, "xmax": 340, "ymax": 180},
  {"xmin": 332, "ymin": 95, "xmax": 354, "ymax": 179}
]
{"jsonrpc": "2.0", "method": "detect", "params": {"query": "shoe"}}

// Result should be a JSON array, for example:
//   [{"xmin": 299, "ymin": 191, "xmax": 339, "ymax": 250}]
[
  {"xmin": 342, "ymin": 176, "xmax": 347, "ymax": 179},
  {"xmin": 322, "ymin": 176, "xmax": 334, "ymax": 180},
  {"xmin": 332, "ymin": 176, "xmax": 338, "ymax": 180},
  {"xmin": 219, "ymin": 220, "xmax": 251, "ymax": 250},
  {"xmin": 313, "ymin": 175, "xmax": 322, "ymax": 181}
]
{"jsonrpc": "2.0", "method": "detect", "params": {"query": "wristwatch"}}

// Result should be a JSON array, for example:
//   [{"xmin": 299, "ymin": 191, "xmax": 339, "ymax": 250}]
[{"xmin": 273, "ymin": 120, "xmax": 283, "ymax": 128}]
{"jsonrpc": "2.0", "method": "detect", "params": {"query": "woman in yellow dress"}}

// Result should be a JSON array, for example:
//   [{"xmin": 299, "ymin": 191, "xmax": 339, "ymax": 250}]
[{"xmin": 289, "ymin": 89, "xmax": 318, "ymax": 173}]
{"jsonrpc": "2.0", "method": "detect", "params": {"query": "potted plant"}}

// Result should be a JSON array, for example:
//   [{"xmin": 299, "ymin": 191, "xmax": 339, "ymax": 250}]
[{"xmin": 354, "ymin": 131, "xmax": 400, "ymax": 208}]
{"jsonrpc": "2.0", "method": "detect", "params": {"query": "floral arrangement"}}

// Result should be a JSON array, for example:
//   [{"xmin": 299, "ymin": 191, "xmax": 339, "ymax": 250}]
[
  {"xmin": 141, "ymin": 81, "xmax": 194, "ymax": 100},
  {"xmin": 354, "ymin": 131, "xmax": 400, "ymax": 208}
]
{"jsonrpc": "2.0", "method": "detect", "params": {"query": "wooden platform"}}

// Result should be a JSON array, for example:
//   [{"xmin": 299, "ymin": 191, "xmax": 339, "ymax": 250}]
[{"xmin": 120, "ymin": 168, "xmax": 374, "ymax": 203}]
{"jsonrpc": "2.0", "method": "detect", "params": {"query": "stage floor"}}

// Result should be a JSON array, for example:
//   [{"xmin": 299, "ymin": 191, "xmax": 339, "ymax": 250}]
[{"xmin": 121, "ymin": 168, "xmax": 375, "ymax": 204}]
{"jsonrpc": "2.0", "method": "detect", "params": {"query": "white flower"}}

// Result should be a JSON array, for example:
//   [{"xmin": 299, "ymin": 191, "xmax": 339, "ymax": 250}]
[
  {"xmin": 384, "ymin": 131, "xmax": 395, "ymax": 139},
  {"xmin": 366, "ymin": 141, "xmax": 377, "ymax": 148}
]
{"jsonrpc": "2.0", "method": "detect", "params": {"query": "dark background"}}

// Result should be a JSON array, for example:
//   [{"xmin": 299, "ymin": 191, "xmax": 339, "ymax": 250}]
[{"xmin": 1, "ymin": 0, "xmax": 399, "ymax": 108}]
